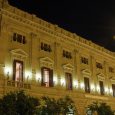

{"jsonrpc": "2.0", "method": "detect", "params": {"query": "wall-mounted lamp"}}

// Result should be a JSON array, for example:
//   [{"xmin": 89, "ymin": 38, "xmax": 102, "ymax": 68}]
[
  {"xmin": 27, "ymin": 75, "xmax": 29, "ymax": 82},
  {"xmin": 61, "ymin": 78, "xmax": 65, "ymax": 86},
  {"xmin": 73, "ymin": 81, "xmax": 78, "ymax": 88},
  {"xmin": 38, "ymin": 77, "xmax": 41, "ymax": 83},
  {"xmin": 109, "ymin": 88, "xmax": 113, "ymax": 95},
  {"xmin": 96, "ymin": 85, "xmax": 100, "ymax": 93},
  {"xmin": 7, "ymin": 72, "xmax": 9, "ymax": 80},
  {"xmin": 91, "ymin": 84, "xmax": 95, "ymax": 92},
  {"xmin": 80, "ymin": 82, "xmax": 84, "ymax": 90}
]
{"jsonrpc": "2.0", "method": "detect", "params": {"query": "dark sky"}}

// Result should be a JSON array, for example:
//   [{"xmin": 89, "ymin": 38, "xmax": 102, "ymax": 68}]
[{"xmin": 8, "ymin": 0, "xmax": 115, "ymax": 52}]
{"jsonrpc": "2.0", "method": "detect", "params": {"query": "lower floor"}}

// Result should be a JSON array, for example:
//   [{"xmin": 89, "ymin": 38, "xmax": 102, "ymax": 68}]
[{"xmin": 0, "ymin": 76, "xmax": 115, "ymax": 115}]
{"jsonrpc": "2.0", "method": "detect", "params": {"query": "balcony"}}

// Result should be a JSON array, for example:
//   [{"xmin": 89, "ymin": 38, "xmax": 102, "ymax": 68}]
[{"xmin": 6, "ymin": 80, "xmax": 31, "ymax": 89}]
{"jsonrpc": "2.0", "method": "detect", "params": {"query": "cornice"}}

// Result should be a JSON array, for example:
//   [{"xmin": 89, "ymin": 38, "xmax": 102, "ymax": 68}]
[{"xmin": 1, "ymin": 4, "xmax": 115, "ymax": 60}]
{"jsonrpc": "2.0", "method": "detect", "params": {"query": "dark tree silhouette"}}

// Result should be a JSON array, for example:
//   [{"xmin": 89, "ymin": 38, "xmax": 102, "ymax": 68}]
[
  {"xmin": 0, "ymin": 90, "xmax": 39, "ymax": 115},
  {"xmin": 87, "ymin": 102, "xmax": 114, "ymax": 115}
]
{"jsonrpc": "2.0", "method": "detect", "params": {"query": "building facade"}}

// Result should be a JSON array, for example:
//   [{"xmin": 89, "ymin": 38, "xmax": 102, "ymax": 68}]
[{"xmin": 0, "ymin": 0, "xmax": 115, "ymax": 114}]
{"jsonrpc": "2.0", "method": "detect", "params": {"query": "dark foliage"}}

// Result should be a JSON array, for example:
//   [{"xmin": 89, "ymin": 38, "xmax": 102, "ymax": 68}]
[{"xmin": 87, "ymin": 102, "xmax": 114, "ymax": 115}]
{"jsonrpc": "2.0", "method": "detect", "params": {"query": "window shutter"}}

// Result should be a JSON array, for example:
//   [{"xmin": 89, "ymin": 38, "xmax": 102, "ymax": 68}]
[
  {"xmin": 41, "ymin": 67, "xmax": 45, "ymax": 86},
  {"xmin": 21, "ymin": 61, "xmax": 23, "ymax": 82},
  {"xmin": 49, "ymin": 69, "xmax": 53, "ymax": 87},
  {"xmin": 99, "ymin": 81, "xmax": 104, "ymax": 95},
  {"xmin": 112, "ymin": 84, "xmax": 115, "ymax": 97},
  {"xmin": 84, "ymin": 77, "xmax": 90, "ymax": 93},
  {"xmin": 13, "ymin": 60, "xmax": 16, "ymax": 81}
]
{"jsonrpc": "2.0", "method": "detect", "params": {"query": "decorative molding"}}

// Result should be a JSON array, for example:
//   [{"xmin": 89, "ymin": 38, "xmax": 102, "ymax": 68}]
[
  {"xmin": 2, "ymin": 7, "xmax": 115, "ymax": 60},
  {"xmin": 81, "ymin": 69, "xmax": 91, "ymax": 76},
  {"xmin": 85, "ymin": 94, "xmax": 108, "ymax": 100},
  {"xmin": 0, "ymin": 63, "xmax": 5, "ymax": 67},
  {"xmin": 10, "ymin": 49, "xmax": 28, "ymax": 59},
  {"xmin": 97, "ymin": 73, "xmax": 105, "ymax": 80},
  {"xmin": 63, "ymin": 63, "xmax": 74, "ymax": 73},
  {"xmin": 109, "ymin": 77, "xmax": 115, "ymax": 82},
  {"xmin": 40, "ymin": 57, "xmax": 54, "ymax": 69}
]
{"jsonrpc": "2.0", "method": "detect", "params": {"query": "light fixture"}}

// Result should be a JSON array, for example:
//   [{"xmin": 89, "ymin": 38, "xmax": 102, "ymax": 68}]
[
  {"xmin": 80, "ymin": 82, "xmax": 84, "ymax": 89},
  {"xmin": 73, "ymin": 80, "xmax": 78, "ymax": 88},
  {"xmin": 61, "ymin": 78, "xmax": 65, "ymax": 86}
]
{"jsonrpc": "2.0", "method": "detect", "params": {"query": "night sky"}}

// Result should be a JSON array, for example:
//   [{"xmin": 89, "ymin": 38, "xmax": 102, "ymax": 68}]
[{"xmin": 8, "ymin": 0, "xmax": 115, "ymax": 52}]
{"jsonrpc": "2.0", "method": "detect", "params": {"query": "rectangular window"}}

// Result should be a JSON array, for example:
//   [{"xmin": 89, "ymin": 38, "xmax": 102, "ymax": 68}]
[
  {"xmin": 66, "ymin": 73, "xmax": 72, "ymax": 90},
  {"xmin": 99, "ymin": 81, "xmax": 104, "ymax": 95},
  {"xmin": 96, "ymin": 62, "xmax": 103, "ymax": 69},
  {"xmin": 109, "ymin": 67, "xmax": 114, "ymax": 73},
  {"xmin": 13, "ymin": 33, "xmax": 26, "ymax": 44},
  {"xmin": 41, "ymin": 67, "xmax": 53, "ymax": 87},
  {"xmin": 81, "ymin": 57, "xmax": 88, "ymax": 65},
  {"xmin": 13, "ymin": 60, "xmax": 23, "ymax": 82},
  {"xmin": 112, "ymin": 84, "xmax": 115, "ymax": 97},
  {"xmin": 84, "ymin": 77, "xmax": 90, "ymax": 93}
]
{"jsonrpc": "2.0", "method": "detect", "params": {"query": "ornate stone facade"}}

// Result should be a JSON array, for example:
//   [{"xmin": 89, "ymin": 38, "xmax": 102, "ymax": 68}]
[{"xmin": 0, "ymin": 0, "xmax": 115, "ymax": 114}]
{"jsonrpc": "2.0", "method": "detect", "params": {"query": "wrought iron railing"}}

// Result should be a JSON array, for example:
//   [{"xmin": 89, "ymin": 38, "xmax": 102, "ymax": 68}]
[{"xmin": 7, "ymin": 80, "xmax": 31, "ymax": 89}]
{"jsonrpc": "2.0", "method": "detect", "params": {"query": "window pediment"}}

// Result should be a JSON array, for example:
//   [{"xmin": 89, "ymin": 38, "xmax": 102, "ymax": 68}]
[
  {"xmin": 82, "ymin": 69, "xmax": 91, "ymax": 76},
  {"xmin": 10, "ymin": 49, "xmax": 28, "ymax": 58},
  {"xmin": 109, "ymin": 76, "xmax": 115, "ymax": 82},
  {"xmin": 97, "ymin": 73, "xmax": 105, "ymax": 80},
  {"xmin": 40, "ymin": 57, "xmax": 54, "ymax": 69},
  {"xmin": 63, "ymin": 63, "xmax": 74, "ymax": 73}
]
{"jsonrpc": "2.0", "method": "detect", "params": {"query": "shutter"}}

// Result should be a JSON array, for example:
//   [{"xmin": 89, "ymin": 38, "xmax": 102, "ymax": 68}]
[
  {"xmin": 70, "ymin": 74, "xmax": 72, "ymax": 90},
  {"xmin": 112, "ymin": 84, "xmax": 115, "ymax": 97},
  {"xmin": 21, "ymin": 61, "xmax": 23, "ymax": 82},
  {"xmin": 84, "ymin": 77, "xmax": 90, "ymax": 93},
  {"xmin": 49, "ymin": 69, "xmax": 53, "ymax": 87},
  {"xmin": 13, "ymin": 60, "xmax": 16, "ymax": 81},
  {"xmin": 41, "ymin": 67, "xmax": 45, "ymax": 86},
  {"xmin": 99, "ymin": 81, "xmax": 104, "ymax": 95}
]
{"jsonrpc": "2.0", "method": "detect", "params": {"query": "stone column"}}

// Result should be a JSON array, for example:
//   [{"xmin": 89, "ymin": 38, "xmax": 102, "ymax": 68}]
[
  {"xmin": 73, "ymin": 49, "xmax": 78, "ymax": 90},
  {"xmin": 90, "ymin": 55, "xmax": 97, "ymax": 94},
  {"xmin": 30, "ymin": 33, "xmax": 37, "ymax": 83},
  {"xmin": 54, "ymin": 42, "xmax": 61, "ymax": 87},
  {"xmin": 76, "ymin": 50, "xmax": 81, "ymax": 91}
]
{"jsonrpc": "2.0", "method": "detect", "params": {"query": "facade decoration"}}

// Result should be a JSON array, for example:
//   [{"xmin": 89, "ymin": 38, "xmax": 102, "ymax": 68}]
[{"xmin": 0, "ymin": 0, "xmax": 115, "ymax": 114}]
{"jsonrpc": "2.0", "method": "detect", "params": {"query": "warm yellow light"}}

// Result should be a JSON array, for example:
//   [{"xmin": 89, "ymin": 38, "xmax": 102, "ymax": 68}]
[
  {"xmin": 53, "ymin": 76, "xmax": 58, "ymax": 85},
  {"xmin": 110, "ymin": 88, "xmax": 113, "ymax": 94},
  {"xmin": 91, "ymin": 84, "xmax": 95, "ymax": 91},
  {"xmin": 4, "ymin": 67, "xmax": 12, "ymax": 76},
  {"xmin": 80, "ymin": 82, "xmax": 84, "ymax": 89},
  {"xmin": 73, "ymin": 80, "xmax": 78, "ymax": 88},
  {"xmin": 36, "ymin": 72, "xmax": 41, "ymax": 82},
  {"xmin": 105, "ymin": 87, "xmax": 109, "ymax": 94},
  {"xmin": 61, "ymin": 78, "xmax": 66, "ymax": 86},
  {"xmin": 25, "ymin": 71, "xmax": 32, "ymax": 80},
  {"xmin": 96, "ymin": 85, "xmax": 100, "ymax": 92}
]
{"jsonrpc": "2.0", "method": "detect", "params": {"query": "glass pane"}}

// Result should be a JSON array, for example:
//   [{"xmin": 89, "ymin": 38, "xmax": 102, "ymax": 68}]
[{"xmin": 15, "ymin": 62, "xmax": 22, "ymax": 82}]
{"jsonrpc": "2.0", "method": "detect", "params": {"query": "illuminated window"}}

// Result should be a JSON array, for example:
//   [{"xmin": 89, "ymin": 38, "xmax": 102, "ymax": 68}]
[
  {"xmin": 112, "ymin": 84, "xmax": 115, "ymax": 97},
  {"xmin": 84, "ymin": 77, "xmax": 90, "ymax": 93},
  {"xmin": 99, "ymin": 81, "xmax": 104, "ymax": 95},
  {"xmin": 66, "ymin": 73, "xmax": 72, "ymax": 90},
  {"xmin": 13, "ymin": 60, "xmax": 23, "ymax": 82},
  {"xmin": 41, "ymin": 67, "xmax": 53, "ymax": 87}
]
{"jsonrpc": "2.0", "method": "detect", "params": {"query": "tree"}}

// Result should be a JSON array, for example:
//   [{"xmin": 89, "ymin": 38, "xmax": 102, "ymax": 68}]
[
  {"xmin": 0, "ymin": 91, "xmax": 77, "ymax": 115},
  {"xmin": 0, "ymin": 90, "xmax": 39, "ymax": 115},
  {"xmin": 36, "ymin": 95, "xmax": 77, "ymax": 115},
  {"xmin": 87, "ymin": 102, "xmax": 114, "ymax": 115},
  {"xmin": 57, "ymin": 96, "xmax": 77, "ymax": 115},
  {"xmin": 36, "ymin": 96, "xmax": 59, "ymax": 115}
]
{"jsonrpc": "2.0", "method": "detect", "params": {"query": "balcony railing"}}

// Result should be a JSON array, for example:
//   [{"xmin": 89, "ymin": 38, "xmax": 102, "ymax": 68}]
[{"xmin": 7, "ymin": 80, "xmax": 31, "ymax": 89}]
